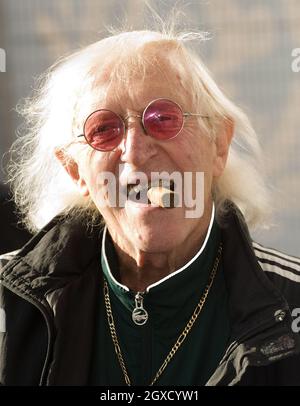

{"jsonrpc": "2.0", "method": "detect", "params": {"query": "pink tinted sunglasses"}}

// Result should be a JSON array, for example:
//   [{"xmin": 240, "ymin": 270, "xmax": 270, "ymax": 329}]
[{"xmin": 77, "ymin": 98, "xmax": 208, "ymax": 152}]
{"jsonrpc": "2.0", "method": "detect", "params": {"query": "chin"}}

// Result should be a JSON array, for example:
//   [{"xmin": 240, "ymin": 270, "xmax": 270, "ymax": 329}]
[{"xmin": 133, "ymin": 224, "xmax": 183, "ymax": 253}]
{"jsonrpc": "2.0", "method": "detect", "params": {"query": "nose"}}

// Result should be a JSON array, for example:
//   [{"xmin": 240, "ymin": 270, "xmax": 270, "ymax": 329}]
[{"xmin": 119, "ymin": 118, "xmax": 157, "ymax": 166}]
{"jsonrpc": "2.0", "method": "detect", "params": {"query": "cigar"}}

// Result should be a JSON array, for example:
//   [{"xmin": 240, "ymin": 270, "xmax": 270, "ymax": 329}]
[{"xmin": 147, "ymin": 186, "xmax": 179, "ymax": 208}]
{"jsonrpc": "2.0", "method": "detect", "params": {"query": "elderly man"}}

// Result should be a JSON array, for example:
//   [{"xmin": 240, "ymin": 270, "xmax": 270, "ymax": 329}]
[{"xmin": 0, "ymin": 30, "xmax": 300, "ymax": 386}]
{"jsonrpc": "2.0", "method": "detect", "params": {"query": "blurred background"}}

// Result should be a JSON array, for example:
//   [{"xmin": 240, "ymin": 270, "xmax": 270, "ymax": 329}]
[{"xmin": 0, "ymin": 0, "xmax": 299, "ymax": 255}]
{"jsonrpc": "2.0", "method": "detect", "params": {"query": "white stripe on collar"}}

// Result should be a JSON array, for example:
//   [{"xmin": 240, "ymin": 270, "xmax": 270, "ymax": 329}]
[{"xmin": 102, "ymin": 203, "xmax": 215, "ymax": 293}]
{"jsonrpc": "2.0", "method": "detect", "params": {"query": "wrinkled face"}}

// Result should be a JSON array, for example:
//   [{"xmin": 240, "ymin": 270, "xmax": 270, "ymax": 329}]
[{"xmin": 70, "ymin": 56, "xmax": 227, "ymax": 254}]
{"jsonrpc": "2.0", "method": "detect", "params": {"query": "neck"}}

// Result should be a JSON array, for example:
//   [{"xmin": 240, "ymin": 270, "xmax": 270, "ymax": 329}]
[{"xmin": 107, "ymin": 203, "xmax": 214, "ymax": 292}]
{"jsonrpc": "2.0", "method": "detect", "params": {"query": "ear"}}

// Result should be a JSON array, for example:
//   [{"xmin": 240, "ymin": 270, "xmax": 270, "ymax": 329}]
[
  {"xmin": 213, "ymin": 118, "xmax": 234, "ymax": 178},
  {"xmin": 54, "ymin": 148, "xmax": 90, "ymax": 197}
]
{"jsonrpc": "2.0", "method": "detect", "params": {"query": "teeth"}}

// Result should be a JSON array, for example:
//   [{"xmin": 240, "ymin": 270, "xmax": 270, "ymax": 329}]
[{"xmin": 126, "ymin": 179, "xmax": 175, "ymax": 199}]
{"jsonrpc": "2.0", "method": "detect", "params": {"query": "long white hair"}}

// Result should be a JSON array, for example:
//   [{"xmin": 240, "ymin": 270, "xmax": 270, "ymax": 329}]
[{"xmin": 8, "ymin": 29, "xmax": 270, "ymax": 233}]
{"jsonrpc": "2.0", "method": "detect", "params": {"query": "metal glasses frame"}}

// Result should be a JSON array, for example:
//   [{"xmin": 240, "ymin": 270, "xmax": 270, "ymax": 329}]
[{"xmin": 77, "ymin": 98, "xmax": 209, "ymax": 151}]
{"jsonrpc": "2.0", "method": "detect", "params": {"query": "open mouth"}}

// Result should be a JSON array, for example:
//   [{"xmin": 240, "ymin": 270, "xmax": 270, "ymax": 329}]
[{"xmin": 126, "ymin": 179, "xmax": 175, "ymax": 204}]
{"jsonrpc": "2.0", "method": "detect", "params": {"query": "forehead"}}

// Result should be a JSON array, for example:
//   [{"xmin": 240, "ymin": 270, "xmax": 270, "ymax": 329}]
[{"xmin": 95, "ymin": 44, "xmax": 191, "ymax": 112}]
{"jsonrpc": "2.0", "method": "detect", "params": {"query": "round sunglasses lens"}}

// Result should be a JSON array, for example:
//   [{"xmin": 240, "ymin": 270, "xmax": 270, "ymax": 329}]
[
  {"xmin": 84, "ymin": 110, "xmax": 124, "ymax": 151},
  {"xmin": 143, "ymin": 99, "xmax": 184, "ymax": 140}
]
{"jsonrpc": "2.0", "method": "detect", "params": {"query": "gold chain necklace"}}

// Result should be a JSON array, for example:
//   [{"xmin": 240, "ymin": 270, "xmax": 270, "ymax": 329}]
[{"xmin": 103, "ymin": 243, "xmax": 222, "ymax": 386}]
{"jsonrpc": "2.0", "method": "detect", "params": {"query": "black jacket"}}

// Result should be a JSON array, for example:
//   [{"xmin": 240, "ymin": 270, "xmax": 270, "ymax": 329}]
[
  {"xmin": 0, "ymin": 184, "xmax": 31, "ymax": 254},
  {"xmin": 0, "ymin": 207, "xmax": 300, "ymax": 386}
]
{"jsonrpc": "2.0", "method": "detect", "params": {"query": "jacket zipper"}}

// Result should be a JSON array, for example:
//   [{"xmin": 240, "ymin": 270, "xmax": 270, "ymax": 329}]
[
  {"xmin": 1, "ymin": 280, "xmax": 54, "ymax": 385},
  {"xmin": 132, "ymin": 291, "xmax": 148, "ymax": 325}
]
